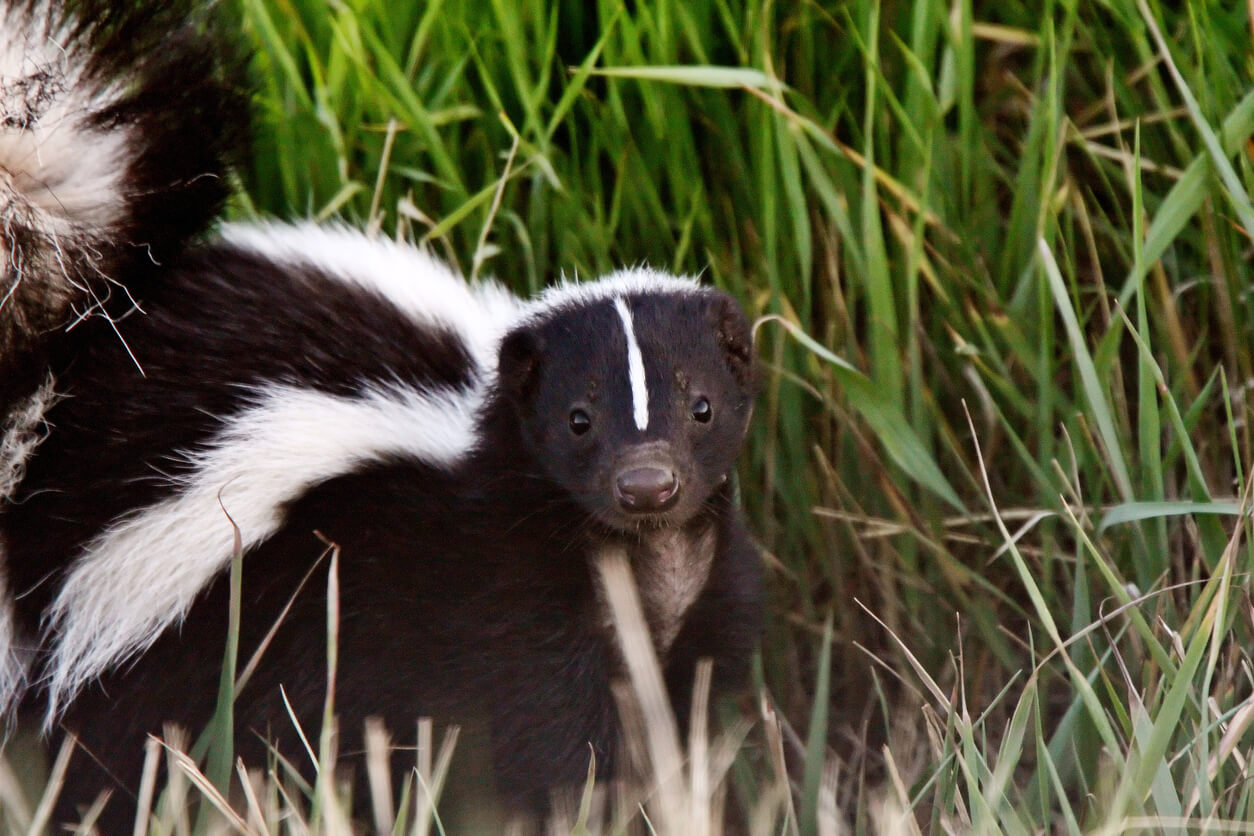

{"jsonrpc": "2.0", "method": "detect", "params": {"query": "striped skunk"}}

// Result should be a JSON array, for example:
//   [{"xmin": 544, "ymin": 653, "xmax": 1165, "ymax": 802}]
[{"xmin": 0, "ymin": 0, "xmax": 763, "ymax": 827}]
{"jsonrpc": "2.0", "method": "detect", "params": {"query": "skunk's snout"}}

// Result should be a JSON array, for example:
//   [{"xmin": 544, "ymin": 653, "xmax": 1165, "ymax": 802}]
[{"xmin": 615, "ymin": 465, "xmax": 679, "ymax": 512}]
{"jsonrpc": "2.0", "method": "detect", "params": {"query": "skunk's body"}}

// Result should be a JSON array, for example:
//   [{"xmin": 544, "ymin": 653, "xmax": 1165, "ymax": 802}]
[
  {"xmin": 0, "ymin": 1, "xmax": 763, "ymax": 828},
  {"xmin": 4, "ymin": 226, "xmax": 762, "ymax": 823}
]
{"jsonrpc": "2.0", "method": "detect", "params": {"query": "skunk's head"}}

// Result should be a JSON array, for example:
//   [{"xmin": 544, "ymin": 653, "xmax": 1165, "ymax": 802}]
[{"xmin": 497, "ymin": 272, "xmax": 756, "ymax": 531}]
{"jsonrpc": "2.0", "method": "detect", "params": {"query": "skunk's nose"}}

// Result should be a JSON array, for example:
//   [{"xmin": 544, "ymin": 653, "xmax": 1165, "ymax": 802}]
[{"xmin": 615, "ymin": 467, "xmax": 679, "ymax": 512}]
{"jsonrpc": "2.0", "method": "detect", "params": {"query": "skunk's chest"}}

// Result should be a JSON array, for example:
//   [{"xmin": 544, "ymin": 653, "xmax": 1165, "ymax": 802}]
[{"xmin": 591, "ymin": 523, "xmax": 718, "ymax": 656}]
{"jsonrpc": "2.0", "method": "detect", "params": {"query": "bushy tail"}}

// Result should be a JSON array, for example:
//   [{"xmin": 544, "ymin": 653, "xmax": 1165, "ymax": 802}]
[
  {"xmin": 0, "ymin": 0, "xmax": 247, "ymax": 712},
  {"xmin": 0, "ymin": 0, "xmax": 247, "ymax": 392}
]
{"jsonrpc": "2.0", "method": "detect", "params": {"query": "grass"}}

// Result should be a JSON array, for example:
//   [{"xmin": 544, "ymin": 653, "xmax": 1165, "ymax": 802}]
[{"xmin": 10, "ymin": 0, "xmax": 1254, "ymax": 831}]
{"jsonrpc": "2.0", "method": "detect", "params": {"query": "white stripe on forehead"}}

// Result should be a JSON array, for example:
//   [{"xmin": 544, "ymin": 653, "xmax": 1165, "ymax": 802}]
[{"xmin": 613, "ymin": 297, "xmax": 649, "ymax": 431}]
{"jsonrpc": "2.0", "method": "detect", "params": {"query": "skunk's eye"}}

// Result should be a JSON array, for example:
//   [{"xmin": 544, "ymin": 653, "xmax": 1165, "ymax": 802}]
[
  {"xmin": 569, "ymin": 409, "xmax": 592, "ymax": 435},
  {"xmin": 691, "ymin": 397, "xmax": 712, "ymax": 423}
]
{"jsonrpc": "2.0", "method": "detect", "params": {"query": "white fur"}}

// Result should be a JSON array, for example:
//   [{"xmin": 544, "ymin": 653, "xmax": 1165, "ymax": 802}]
[
  {"xmin": 40, "ymin": 382, "xmax": 485, "ymax": 721},
  {"xmin": 221, "ymin": 222, "xmax": 522, "ymax": 371},
  {"xmin": 613, "ymin": 297, "xmax": 649, "ymax": 431},
  {"xmin": 0, "ymin": 3, "xmax": 133, "ymax": 260},
  {"xmin": 522, "ymin": 267, "xmax": 702, "ymax": 323},
  {"xmin": 0, "ymin": 373, "xmax": 56, "ymax": 499},
  {"xmin": 0, "ymin": 562, "xmax": 29, "ymax": 719}
]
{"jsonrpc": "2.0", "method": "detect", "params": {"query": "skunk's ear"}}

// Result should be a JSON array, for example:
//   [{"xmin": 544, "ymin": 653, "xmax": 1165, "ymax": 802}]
[
  {"xmin": 706, "ymin": 292, "xmax": 757, "ymax": 391},
  {"xmin": 497, "ymin": 327, "xmax": 545, "ymax": 404}
]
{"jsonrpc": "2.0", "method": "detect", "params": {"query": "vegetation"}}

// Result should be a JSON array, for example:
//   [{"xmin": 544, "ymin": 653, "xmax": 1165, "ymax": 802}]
[{"xmin": 9, "ymin": 0, "xmax": 1254, "ymax": 831}]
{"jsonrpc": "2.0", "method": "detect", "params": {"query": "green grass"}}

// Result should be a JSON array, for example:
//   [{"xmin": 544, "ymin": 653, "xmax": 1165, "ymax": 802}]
[{"xmin": 11, "ymin": 0, "xmax": 1254, "ymax": 831}]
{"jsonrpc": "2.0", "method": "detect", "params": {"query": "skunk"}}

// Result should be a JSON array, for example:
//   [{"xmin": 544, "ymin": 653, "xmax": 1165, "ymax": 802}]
[
  {"xmin": 0, "ymin": 0, "xmax": 763, "ymax": 827},
  {"xmin": 4, "ymin": 225, "xmax": 763, "ymax": 824}
]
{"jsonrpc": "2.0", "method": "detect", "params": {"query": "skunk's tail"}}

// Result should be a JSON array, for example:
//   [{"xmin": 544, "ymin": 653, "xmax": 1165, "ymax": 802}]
[
  {"xmin": 0, "ymin": 0, "xmax": 247, "ymax": 393},
  {"xmin": 0, "ymin": 0, "xmax": 247, "ymax": 711}
]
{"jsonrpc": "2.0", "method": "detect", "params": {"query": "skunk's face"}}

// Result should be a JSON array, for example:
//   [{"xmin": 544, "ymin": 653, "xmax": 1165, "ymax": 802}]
[{"xmin": 498, "ymin": 289, "xmax": 757, "ymax": 531}]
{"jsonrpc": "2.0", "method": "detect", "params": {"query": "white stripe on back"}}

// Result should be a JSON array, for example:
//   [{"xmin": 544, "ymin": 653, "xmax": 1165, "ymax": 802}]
[
  {"xmin": 613, "ymin": 297, "xmax": 649, "ymax": 431},
  {"xmin": 221, "ymin": 222, "xmax": 522, "ymax": 373},
  {"xmin": 39, "ymin": 382, "xmax": 483, "ymax": 724}
]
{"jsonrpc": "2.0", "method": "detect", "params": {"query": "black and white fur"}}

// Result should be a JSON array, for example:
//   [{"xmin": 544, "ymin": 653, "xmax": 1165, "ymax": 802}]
[
  {"xmin": 0, "ymin": 0, "xmax": 763, "ymax": 827},
  {"xmin": 0, "ymin": 0, "xmax": 244, "ymax": 405},
  {"xmin": 0, "ymin": 0, "xmax": 243, "ymax": 730}
]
